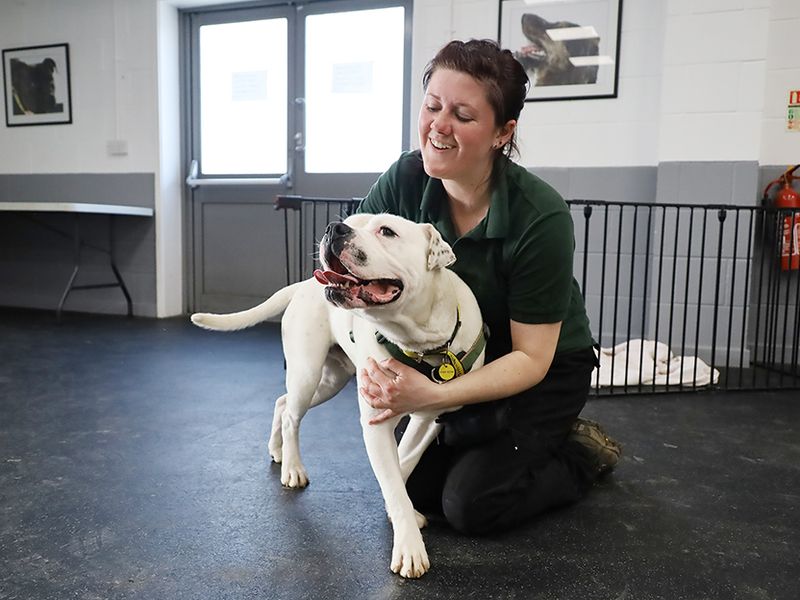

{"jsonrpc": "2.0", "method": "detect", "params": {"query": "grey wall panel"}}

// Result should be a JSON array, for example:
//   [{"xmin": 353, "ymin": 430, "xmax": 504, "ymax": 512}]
[
  {"xmin": 0, "ymin": 171, "xmax": 157, "ymax": 317},
  {"xmin": 530, "ymin": 168, "xmax": 570, "ymax": 196},
  {"xmin": 583, "ymin": 293, "xmax": 644, "ymax": 343},
  {"xmin": 531, "ymin": 166, "xmax": 658, "ymax": 204},
  {"xmin": 643, "ymin": 161, "xmax": 764, "ymax": 364},
  {"xmin": 0, "ymin": 173, "xmax": 155, "ymax": 208},
  {"xmin": 733, "ymin": 163, "xmax": 760, "ymax": 206},
  {"xmin": 646, "ymin": 301, "xmax": 751, "ymax": 365},
  {"xmin": 658, "ymin": 161, "xmax": 759, "ymax": 206},
  {"xmin": 758, "ymin": 165, "xmax": 792, "ymax": 200},
  {"xmin": 567, "ymin": 166, "xmax": 658, "ymax": 203}
]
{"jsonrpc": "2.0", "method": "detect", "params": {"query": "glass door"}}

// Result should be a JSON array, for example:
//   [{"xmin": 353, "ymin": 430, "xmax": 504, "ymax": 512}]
[{"xmin": 183, "ymin": 0, "xmax": 411, "ymax": 312}]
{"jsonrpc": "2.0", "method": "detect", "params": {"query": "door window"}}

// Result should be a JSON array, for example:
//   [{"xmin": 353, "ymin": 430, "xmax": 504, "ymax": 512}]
[
  {"xmin": 304, "ymin": 7, "xmax": 406, "ymax": 173},
  {"xmin": 198, "ymin": 18, "xmax": 288, "ymax": 176},
  {"xmin": 188, "ymin": 0, "xmax": 410, "ymax": 185}
]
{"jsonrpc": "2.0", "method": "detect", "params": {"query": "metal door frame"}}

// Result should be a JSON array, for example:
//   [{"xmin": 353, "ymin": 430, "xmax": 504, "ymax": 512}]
[{"xmin": 180, "ymin": 0, "xmax": 412, "ymax": 312}]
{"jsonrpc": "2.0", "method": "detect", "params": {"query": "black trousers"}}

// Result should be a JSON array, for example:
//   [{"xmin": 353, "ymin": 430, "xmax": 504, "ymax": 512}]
[{"xmin": 398, "ymin": 346, "xmax": 598, "ymax": 535}]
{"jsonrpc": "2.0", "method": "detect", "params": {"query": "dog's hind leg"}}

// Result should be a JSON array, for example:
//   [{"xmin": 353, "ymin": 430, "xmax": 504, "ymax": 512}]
[
  {"xmin": 280, "ymin": 345, "xmax": 354, "ymax": 489},
  {"xmin": 268, "ymin": 394, "xmax": 288, "ymax": 464},
  {"xmin": 268, "ymin": 348, "xmax": 353, "ymax": 469}
]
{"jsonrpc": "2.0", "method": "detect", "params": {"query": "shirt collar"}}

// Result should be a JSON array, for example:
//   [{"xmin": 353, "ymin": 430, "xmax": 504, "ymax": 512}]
[
  {"xmin": 484, "ymin": 167, "xmax": 509, "ymax": 240},
  {"xmin": 420, "ymin": 168, "xmax": 510, "ymax": 243}
]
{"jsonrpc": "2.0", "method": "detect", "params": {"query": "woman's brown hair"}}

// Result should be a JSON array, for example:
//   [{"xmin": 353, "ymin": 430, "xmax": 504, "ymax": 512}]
[{"xmin": 422, "ymin": 39, "xmax": 529, "ymax": 160}]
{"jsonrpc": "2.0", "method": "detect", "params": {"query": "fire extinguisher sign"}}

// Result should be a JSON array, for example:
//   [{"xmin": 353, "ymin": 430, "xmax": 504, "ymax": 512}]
[{"xmin": 789, "ymin": 90, "xmax": 800, "ymax": 132}]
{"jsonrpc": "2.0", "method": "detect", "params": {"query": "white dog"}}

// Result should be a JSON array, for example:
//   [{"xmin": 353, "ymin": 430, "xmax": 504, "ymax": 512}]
[{"xmin": 191, "ymin": 213, "xmax": 485, "ymax": 578}]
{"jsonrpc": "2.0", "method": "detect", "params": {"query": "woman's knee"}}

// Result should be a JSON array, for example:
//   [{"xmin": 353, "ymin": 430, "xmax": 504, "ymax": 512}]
[{"xmin": 441, "ymin": 487, "xmax": 497, "ymax": 535}]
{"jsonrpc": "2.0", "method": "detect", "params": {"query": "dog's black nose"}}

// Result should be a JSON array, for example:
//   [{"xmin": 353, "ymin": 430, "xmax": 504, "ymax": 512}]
[{"xmin": 326, "ymin": 222, "xmax": 352, "ymax": 238}]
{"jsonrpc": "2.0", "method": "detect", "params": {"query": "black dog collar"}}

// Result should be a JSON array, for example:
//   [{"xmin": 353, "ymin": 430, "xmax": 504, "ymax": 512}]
[{"xmin": 374, "ymin": 308, "xmax": 488, "ymax": 383}]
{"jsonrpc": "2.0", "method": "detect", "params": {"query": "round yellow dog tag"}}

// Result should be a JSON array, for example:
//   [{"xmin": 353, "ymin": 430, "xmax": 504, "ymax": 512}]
[{"xmin": 437, "ymin": 363, "xmax": 456, "ymax": 382}]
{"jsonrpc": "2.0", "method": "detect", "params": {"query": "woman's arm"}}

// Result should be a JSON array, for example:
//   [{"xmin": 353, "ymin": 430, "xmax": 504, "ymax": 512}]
[{"xmin": 360, "ymin": 320, "xmax": 561, "ymax": 424}]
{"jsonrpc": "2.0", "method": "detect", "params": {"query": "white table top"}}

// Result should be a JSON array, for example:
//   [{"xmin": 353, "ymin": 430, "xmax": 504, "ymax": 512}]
[{"xmin": 0, "ymin": 202, "xmax": 154, "ymax": 217}]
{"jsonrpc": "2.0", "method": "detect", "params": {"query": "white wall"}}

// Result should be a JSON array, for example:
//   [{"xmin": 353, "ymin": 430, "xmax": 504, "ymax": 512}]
[
  {"xmin": 0, "ymin": 0, "xmax": 160, "ymax": 174},
  {"xmin": 411, "ymin": 0, "xmax": 799, "ymax": 167},
  {"xmin": 2, "ymin": 0, "xmax": 797, "ymax": 174},
  {"xmin": 156, "ymin": 2, "xmax": 183, "ymax": 317},
  {"xmin": 657, "ymin": 0, "xmax": 770, "ymax": 162},
  {"xmin": 759, "ymin": 0, "xmax": 800, "ymax": 165},
  {"xmin": 412, "ymin": 0, "xmax": 666, "ymax": 167},
  {"xmin": 0, "ymin": 0, "xmax": 183, "ymax": 316}
]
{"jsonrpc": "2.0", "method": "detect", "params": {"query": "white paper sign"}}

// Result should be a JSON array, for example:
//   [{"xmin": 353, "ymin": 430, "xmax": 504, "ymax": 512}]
[
  {"xmin": 331, "ymin": 62, "xmax": 373, "ymax": 94},
  {"xmin": 232, "ymin": 71, "xmax": 268, "ymax": 102}
]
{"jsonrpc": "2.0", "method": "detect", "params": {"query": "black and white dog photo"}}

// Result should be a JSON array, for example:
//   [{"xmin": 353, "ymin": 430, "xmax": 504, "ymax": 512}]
[
  {"xmin": 514, "ymin": 13, "xmax": 600, "ymax": 87},
  {"xmin": 10, "ymin": 57, "xmax": 63, "ymax": 115}
]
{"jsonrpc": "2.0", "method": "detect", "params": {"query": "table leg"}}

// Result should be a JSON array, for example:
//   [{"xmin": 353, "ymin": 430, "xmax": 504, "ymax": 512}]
[
  {"xmin": 108, "ymin": 214, "xmax": 133, "ymax": 317},
  {"xmin": 56, "ymin": 214, "xmax": 81, "ymax": 321}
]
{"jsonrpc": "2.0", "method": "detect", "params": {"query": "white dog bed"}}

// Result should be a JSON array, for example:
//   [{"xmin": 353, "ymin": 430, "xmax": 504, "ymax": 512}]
[{"xmin": 592, "ymin": 339, "xmax": 720, "ymax": 388}]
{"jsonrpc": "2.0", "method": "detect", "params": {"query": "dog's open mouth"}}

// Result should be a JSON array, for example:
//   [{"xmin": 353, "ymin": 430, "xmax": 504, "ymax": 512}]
[
  {"xmin": 518, "ymin": 41, "xmax": 548, "ymax": 62},
  {"xmin": 313, "ymin": 253, "xmax": 403, "ymax": 306}
]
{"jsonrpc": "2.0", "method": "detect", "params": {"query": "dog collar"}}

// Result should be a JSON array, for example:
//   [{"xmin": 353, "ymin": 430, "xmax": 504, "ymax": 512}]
[{"xmin": 373, "ymin": 308, "xmax": 488, "ymax": 384}]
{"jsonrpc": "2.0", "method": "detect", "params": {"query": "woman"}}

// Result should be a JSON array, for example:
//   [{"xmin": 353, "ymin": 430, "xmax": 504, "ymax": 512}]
[{"xmin": 357, "ymin": 39, "xmax": 620, "ymax": 535}]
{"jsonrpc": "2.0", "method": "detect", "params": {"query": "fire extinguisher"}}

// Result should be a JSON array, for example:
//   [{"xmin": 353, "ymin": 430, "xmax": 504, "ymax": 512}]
[{"xmin": 763, "ymin": 164, "xmax": 800, "ymax": 271}]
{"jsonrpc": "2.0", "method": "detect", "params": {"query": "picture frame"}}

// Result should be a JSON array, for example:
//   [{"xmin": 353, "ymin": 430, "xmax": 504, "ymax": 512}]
[
  {"xmin": 498, "ymin": 0, "xmax": 622, "ymax": 102},
  {"xmin": 2, "ymin": 43, "xmax": 72, "ymax": 126}
]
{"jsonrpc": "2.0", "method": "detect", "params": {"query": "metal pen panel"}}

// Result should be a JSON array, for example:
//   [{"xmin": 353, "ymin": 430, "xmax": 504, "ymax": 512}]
[{"xmin": 277, "ymin": 196, "xmax": 800, "ymax": 394}]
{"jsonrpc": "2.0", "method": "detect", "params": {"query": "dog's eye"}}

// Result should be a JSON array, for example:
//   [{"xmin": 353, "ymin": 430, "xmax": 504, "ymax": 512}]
[{"xmin": 378, "ymin": 226, "xmax": 397, "ymax": 238}]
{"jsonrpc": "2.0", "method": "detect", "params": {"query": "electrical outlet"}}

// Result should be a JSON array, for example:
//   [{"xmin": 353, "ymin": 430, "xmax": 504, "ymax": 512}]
[{"xmin": 107, "ymin": 140, "xmax": 128, "ymax": 156}]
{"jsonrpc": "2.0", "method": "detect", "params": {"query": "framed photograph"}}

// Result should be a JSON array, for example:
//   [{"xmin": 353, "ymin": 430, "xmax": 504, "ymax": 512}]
[
  {"xmin": 499, "ymin": 0, "xmax": 622, "ymax": 102},
  {"xmin": 2, "ymin": 43, "xmax": 72, "ymax": 126}
]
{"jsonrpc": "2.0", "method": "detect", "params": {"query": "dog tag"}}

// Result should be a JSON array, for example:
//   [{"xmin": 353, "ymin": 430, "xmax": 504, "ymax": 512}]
[{"xmin": 436, "ymin": 363, "xmax": 456, "ymax": 382}]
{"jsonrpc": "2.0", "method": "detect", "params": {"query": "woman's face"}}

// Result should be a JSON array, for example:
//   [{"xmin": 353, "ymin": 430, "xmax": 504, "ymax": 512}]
[{"xmin": 418, "ymin": 68, "xmax": 512, "ymax": 186}]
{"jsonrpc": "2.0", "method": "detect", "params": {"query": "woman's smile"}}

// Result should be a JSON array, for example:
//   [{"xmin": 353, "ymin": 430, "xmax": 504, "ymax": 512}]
[{"xmin": 418, "ymin": 68, "xmax": 509, "ymax": 190}]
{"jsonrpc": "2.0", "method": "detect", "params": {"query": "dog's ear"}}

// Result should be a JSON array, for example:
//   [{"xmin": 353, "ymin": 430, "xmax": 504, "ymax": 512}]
[
  {"xmin": 343, "ymin": 212, "xmax": 372, "ymax": 228},
  {"xmin": 422, "ymin": 223, "xmax": 456, "ymax": 270}
]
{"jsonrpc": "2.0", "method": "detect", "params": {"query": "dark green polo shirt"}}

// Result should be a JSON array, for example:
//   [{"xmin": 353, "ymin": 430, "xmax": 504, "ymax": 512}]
[{"xmin": 358, "ymin": 150, "xmax": 594, "ymax": 362}]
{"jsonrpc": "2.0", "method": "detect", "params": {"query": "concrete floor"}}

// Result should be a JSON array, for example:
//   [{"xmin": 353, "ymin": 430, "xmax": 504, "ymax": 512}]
[{"xmin": 1, "ymin": 308, "xmax": 798, "ymax": 600}]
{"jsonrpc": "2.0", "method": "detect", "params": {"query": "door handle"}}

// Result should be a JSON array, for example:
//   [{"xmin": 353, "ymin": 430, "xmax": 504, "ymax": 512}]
[{"xmin": 185, "ymin": 160, "xmax": 291, "ymax": 189}]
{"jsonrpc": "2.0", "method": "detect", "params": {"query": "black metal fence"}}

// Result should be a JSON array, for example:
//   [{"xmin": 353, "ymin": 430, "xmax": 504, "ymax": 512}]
[{"xmin": 275, "ymin": 194, "xmax": 800, "ymax": 395}]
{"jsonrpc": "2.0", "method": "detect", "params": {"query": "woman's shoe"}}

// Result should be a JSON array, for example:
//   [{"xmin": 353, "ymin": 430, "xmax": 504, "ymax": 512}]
[{"xmin": 569, "ymin": 418, "xmax": 622, "ymax": 477}]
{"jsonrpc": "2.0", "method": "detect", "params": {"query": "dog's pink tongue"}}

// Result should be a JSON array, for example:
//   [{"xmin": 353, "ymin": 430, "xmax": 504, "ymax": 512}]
[{"xmin": 313, "ymin": 269, "xmax": 358, "ymax": 286}]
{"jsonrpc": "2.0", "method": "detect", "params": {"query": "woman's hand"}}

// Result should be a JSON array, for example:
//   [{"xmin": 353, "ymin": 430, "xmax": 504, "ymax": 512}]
[
  {"xmin": 359, "ymin": 320, "xmax": 561, "ymax": 425},
  {"xmin": 359, "ymin": 357, "xmax": 441, "ymax": 425}
]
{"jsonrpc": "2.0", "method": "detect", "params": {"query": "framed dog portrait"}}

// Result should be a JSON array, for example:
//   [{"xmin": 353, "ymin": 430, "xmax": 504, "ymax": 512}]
[
  {"xmin": 499, "ymin": 0, "xmax": 622, "ymax": 102},
  {"xmin": 3, "ymin": 43, "xmax": 72, "ymax": 126}
]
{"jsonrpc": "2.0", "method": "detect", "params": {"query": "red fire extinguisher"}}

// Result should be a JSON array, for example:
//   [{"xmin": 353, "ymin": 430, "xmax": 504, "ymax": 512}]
[{"xmin": 763, "ymin": 164, "xmax": 800, "ymax": 271}]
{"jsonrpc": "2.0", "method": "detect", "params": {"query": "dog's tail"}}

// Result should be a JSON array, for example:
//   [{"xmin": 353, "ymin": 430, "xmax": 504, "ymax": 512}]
[{"xmin": 191, "ymin": 282, "xmax": 303, "ymax": 331}]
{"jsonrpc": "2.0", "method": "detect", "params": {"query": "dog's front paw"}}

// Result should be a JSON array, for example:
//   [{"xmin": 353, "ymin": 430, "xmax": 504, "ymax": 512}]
[
  {"xmin": 280, "ymin": 461, "xmax": 309, "ymax": 488},
  {"xmin": 390, "ymin": 527, "xmax": 430, "ymax": 578}
]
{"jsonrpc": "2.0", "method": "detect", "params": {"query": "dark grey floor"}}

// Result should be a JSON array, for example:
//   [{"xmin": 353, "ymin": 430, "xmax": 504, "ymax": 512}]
[{"xmin": 1, "ymin": 308, "xmax": 798, "ymax": 600}]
